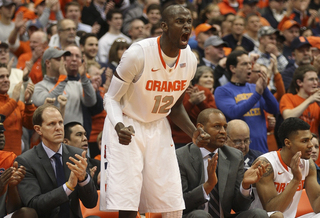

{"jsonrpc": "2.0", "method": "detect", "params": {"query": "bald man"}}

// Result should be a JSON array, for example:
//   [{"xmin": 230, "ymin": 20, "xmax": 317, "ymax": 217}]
[{"xmin": 226, "ymin": 119, "xmax": 263, "ymax": 169}]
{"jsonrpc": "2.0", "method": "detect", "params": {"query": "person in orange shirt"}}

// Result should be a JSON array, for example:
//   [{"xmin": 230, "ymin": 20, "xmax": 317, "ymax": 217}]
[
  {"xmin": 16, "ymin": 31, "xmax": 48, "ymax": 84},
  {"xmin": 0, "ymin": 63, "xmax": 36, "ymax": 155},
  {"xmin": 0, "ymin": 114, "xmax": 38, "ymax": 218},
  {"xmin": 218, "ymin": 0, "xmax": 243, "ymax": 15}
]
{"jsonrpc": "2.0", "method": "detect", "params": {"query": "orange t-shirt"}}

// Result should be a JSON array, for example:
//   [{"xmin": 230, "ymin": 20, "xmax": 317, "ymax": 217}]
[
  {"xmin": 17, "ymin": 52, "xmax": 43, "ymax": 84},
  {"xmin": 280, "ymin": 93, "xmax": 320, "ymax": 134},
  {"xmin": 0, "ymin": 151, "xmax": 16, "ymax": 176}
]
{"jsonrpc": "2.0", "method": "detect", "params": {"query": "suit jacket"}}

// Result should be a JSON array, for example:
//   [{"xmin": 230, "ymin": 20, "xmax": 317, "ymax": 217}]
[
  {"xmin": 176, "ymin": 143, "xmax": 253, "ymax": 218},
  {"xmin": 16, "ymin": 143, "xmax": 98, "ymax": 218}
]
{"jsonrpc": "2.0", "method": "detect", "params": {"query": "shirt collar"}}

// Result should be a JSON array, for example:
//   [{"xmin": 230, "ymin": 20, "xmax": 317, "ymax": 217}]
[
  {"xmin": 42, "ymin": 142, "xmax": 63, "ymax": 159},
  {"xmin": 200, "ymin": 147, "xmax": 218, "ymax": 159}
]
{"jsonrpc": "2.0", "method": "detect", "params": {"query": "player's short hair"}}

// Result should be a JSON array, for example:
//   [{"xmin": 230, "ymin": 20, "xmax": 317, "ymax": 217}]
[
  {"xmin": 278, "ymin": 117, "xmax": 310, "ymax": 147},
  {"xmin": 197, "ymin": 108, "xmax": 223, "ymax": 126},
  {"xmin": 33, "ymin": 104, "xmax": 62, "ymax": 126},
  {"xmin": 64, "ymin": 121, "xmax": 82, "ymax": 140}
]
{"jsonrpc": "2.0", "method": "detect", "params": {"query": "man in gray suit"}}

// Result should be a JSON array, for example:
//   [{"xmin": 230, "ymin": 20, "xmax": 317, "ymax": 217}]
[
  {"xmin": 176, "ymin": 108, "xmax": 269, "ymax": 218},
  {"xmin": 16, "ymin": 104, "xmax": 98, "ymax": 218}
]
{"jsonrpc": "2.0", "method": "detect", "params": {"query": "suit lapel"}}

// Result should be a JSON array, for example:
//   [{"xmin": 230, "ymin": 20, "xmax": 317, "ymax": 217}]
[
  {"xmin": 190, "ymin": 144, "xmax": 205, "ymax": 184},
  {"xmin": 218, "ymin": 147, "xmax": 230, "ymax": 202},
  {"xmin": 35, "ymin": 144, "xmax": 57, "ymax": 186}
]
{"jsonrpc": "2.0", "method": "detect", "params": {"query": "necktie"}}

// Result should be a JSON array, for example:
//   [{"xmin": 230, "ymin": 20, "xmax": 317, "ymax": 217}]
[
  {"xmin": 208, "ymin": 152, "xmax": 220, "ymax": 218},
  {"xmin": 52, "ymin": 153, "xmax": 70, "ymax": 218}
]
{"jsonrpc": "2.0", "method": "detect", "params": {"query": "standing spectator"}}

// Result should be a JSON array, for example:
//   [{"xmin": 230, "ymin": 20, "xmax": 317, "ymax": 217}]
[
  {"xmin": 261, "ymin": 0, "xmax": 286, "ymax": 29},
  {"xmin": 214, "ymin": 50, "xmax": 279, "ymax": 153},
  {"xmin": 16, "ymin": 31, "xmax": 48, "ymax": 84},
  {"xmin": 48, "ymin": 19, "xmax": 80, "ymax": 49},
  {"xmin": 280, "ymin": 20, "xmax": 300, "ymax": 62},
  {"xmin": 16, "ymin": 104, "xmax": 98, "ymax": 218},
  {"xmin": 201, "ymin": 35, "xmax": 228, "ymax": 70},
  {"xmin": 236, "ymin": 0, "xmax": 270, "ymax": 26},
  {"xmin": 32, "ymin": 47, "xmax": 97, "ymax": 125},
  {"xmin": 218, "ymin": 0, "xmax": 242, "ymax": 15},
  {"xmin": 280, "ymin": 65, "xmax": 320, "ymax": 136},
  {"xmin": 243, "ymin": 13, "xmax": 260, "ymax": 48},
  {"xmin": 249, "ymin": 26, "xmax": 288, "ymax": 74},
  {"xmin": 222, "ymin": 16, "xmax": 255, "ymax": 52},
  {"xmin": 81, "ymin": 0, "xmax": 114, "ymax": 39},
  {"xmin": 65, "ymin": 1, "xmax": 100, "ymax": 34},
  {"xmin": 0, "ymin": 63, "xmax": 36, "ymax": 155},
  {"xmin": 282, "ymin": 36, "xmax": 312, "ymax": 91},
  {"xmin": 98, "ymin": 9, "xmax": 131, "ymax": 63},
  {"xmin": 0, "ymin": 0, "xmax": 16, "ymax": 42},
  {"xmin": 79, "ymin": 33, "xmax": 99, "ymax": 65}
]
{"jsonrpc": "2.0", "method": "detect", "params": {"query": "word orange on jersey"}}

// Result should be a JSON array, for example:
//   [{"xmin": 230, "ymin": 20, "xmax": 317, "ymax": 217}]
[
  {"xmin": 274, "ymin": 180, "xmax": 305, "ymax": 193},
  {"xmin": 146, "ymin": 80, "xmax": 187, "ymax": 92}
]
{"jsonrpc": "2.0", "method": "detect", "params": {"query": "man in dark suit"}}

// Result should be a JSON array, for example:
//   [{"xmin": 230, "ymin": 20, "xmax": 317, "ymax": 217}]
[
  {"xmin": 176, "ymin": 108, "xmax": 269, "ymax": 218},
  {"xmin": 16, "ymin": 104, "xmax": 98, "ymax": 218}
]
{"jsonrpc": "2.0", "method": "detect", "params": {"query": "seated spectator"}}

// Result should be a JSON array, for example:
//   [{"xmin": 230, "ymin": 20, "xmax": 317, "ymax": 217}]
[
  {"xmin": 226, "ymin": 119, "xmax": 263, "ymax": 169},
  {"xmin": 170, "ymin": 66, "xmax": 217, "ymax": 148},
  {"xmin": 63, "ymin": 122, "xmax": 101, "ymax": 189},
  {"xmin": 98, "ymin": 9, "xmax": 131, "ymax": 64},
  {"xmin": 254, "ymin": 117, "xmax": 320, "ymax": 217},
  {"xmin": 282, "ymin": 36, "xmax": 312, "ymax": 91},
  {"xmin": 32, "ymin": 47, "xmax": 97, "ymax": 125},
  {"xmin": 280, "ymin": 65, "xmax": 320, "ymax": 138},
  {"xmin": 236, "ymin": 0, "xmax": 270, "ymax": 27},
  {"xmin": 311, "ymin": 133, "xmax": 320, "ymax": 184},
  {"xmin": 0, "ymin": 63, "xmax": 36, "ymax": 155},
  {"xmin": 222, "ymin": 16, "xmax": 255, "ymax": 52},
  {"xmin": 64, "ymin": 1, "xmax": 100, "ymax": 34},
  {"xmin": 176, "ymin": 108, "xmax": 269, "ymax": 217},
  {"xmin": 214, "ymin": 50, "xmax": 279, "ymax": 153},
  {"xmin": 261, "ymin": 0, "xmax": 286, "ymax": 29},
  {"xmin": 16, "ymin": 104, "xmax": 98, "ymax": 217},
  {"xmin": 0, "ymin": 115, "xmax": 38, "ymax": 218},
  {"xmin": 16, "ymin": 31, "xmax": 48, "ymax": 84},
  {"xmin": 49, "ymin": 19, "xmax": 80, "ymax": 49},
  {"xmin": 280, "ymin": 20, "xmax": 300, "ymax": 62}
]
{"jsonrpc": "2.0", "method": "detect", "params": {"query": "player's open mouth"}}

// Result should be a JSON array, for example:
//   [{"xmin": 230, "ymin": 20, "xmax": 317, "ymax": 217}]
[{"xmin": 181, "ymin": 33, "xmax": 190, "ymax": 45}]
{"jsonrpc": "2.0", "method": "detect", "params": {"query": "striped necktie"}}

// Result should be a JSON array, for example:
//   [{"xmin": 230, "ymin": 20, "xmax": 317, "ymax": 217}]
[{"xmin": 208, "ymin": 152, "xmax": 220, "ymax": 218}]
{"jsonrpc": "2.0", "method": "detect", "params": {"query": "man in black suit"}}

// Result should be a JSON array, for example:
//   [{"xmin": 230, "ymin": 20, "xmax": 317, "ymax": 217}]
[
  {"xmin": 176, "ymin": 108, "xmax": 269, "ymax": 218},
  {"xmin": 16, "ymin": 104, "xmax": 98, "ymax": 218}
]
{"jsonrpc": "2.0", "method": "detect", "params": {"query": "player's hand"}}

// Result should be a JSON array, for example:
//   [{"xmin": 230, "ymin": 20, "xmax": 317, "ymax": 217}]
[
  {"xmin": 243, "ymin": 160, "xmax": 269, "ymax": 188},
  {"xmin": 290, "ymin": 151, "xmax": 302, "ymax": 182},
  {"xmin": 115, "ymin": 122, "xmax": 135, "ymax": 145},
  {"xmin": 204, "ymin": 152, "xmax": 218, "ymax": 194},
  {"xmin": 192, "ymin": 127, "xmax": 210, "ymax": 147}
]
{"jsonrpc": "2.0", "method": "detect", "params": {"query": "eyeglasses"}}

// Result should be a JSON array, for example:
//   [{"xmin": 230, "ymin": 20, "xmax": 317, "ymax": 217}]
[
  {"xmin": 0, "ymin": 48, "xmax": 9, "ymax": 54},
  {"xmin": 115, "ymin": 38, "xmax": 127, "ymax": 43},
  {"xmin": 252, "ymin": 70, "xmax": 261, "ymax": 73},
  {"xmin": 228, "ymin": 136, "xmax": 251, "ymax": 146},
  {"xmin": 60, "ymin": 27, "xmax": 76, "ymax": 32}
]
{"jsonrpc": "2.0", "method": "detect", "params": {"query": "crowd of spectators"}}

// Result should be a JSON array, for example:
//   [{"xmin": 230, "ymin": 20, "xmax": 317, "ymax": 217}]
[{"xmin": 1, "ymin": 0, "xmax": 320, "ymax": 216}]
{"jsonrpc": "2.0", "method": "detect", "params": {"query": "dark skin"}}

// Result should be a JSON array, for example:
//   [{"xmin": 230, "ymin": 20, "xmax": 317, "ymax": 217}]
[{"xmin": 116, "ymin": 5, "xmax": 210, "ymax": 218}]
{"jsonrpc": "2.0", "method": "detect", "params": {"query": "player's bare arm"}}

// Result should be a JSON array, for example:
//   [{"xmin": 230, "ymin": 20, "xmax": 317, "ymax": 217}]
[
  {"xmin": 305, "ymin": 158, "xmax": 320, "ymax": 213},
  {"xmin": 256, "ymin": 157, "xmax": 301, "ymax": 212}
]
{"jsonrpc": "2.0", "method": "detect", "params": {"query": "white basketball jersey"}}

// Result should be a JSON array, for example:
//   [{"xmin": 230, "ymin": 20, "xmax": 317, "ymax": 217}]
[
  {"xmin": 118, "ymin": 37, "xmax": 197, "ymax": 123},
  {"xmin": 262, "ymin": 151, "xmax": 309, "ymax": 218}
]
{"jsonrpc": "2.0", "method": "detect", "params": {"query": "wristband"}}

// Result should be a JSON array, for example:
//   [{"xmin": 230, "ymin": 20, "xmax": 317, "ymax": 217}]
[{"xmin": 65, "ymin": 182, "xmax": 74, "ymax": 191}]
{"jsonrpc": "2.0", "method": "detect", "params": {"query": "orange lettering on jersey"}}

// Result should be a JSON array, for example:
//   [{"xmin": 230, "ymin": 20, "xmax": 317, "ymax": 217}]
[
  {"xmin": 279, "ymin": 183, "xmax": 286, "ymax": 193},
  {"xmin": 145, "ymin": 80, "xmax": 187, "ymax": 92}
]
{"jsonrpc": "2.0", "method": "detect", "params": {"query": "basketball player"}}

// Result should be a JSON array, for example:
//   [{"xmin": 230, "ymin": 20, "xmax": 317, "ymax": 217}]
[
  {"xmin": 101, "ymin": 5, "xmax": 210, "ymax": 218},
  {"xmin": 254, "ymin": 117, "xmax": 320, "ymax": 217}
]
